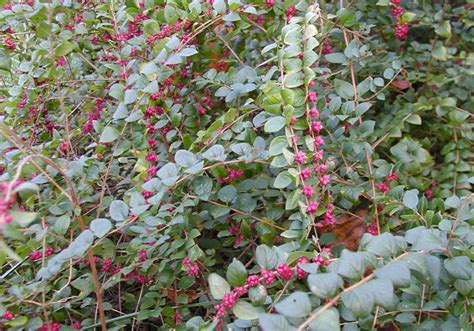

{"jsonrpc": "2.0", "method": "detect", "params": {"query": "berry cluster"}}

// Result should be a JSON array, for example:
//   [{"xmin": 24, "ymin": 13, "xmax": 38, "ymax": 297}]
[
  {"xmin": 2, "ymin": 311, "xmax": 14, "ymax": 320},
  {"xmin": 322, "ymin": 40, "xmax": 333, "ymax": 54},
  {"xmin": 83, "ymin": 98, "xmax": 105, "ymax": 133},
  {"xmin": 424, "ymin": 180, "xmax": 438, "ymax": 200},
  {"xmin": 28, "ymin": 247, "xmax": 54, "ymax": 261},
  {"xmin": 376, "ymin": 172, "xmax": 399, "ymax": 194},
  {"xmin": 213, "ymin": 255, "xmax": 332, "ymax": 326},
  {"xmin": 229, "ymin": 223, "xmax": 244, "ymax": 246},
  {"xmin": 390, "ymin": 0, "xmax": 410, "ymax": 40},
  {"xmin": 218, "ymin": 168, "xmax": 244, "ymax": 184},
  {"xmin": 3, "ymin": 37, "xmax": 15, "ymax": 49},
  {"xmin": 183, "ymin": 257, "xmax": 200, "ymax": 277}
]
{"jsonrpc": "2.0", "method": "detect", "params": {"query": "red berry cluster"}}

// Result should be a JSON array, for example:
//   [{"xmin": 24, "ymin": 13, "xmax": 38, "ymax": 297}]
[
  {"xmin": 229, "ymin": 223, "xmax": 244, "ymax": 246},
  {"xmin": 83, "ymin": 98, "xmax": 105, "ymax": 133},
  {"xmin": 3, "ymin": 37, "xmax": 15, "ymax": 49},
  {"xmin": 212, "ymin": 255, "xmax": 332, "ymax": 326},
  {"xmin": 424, "ymin": 180, "xmax": 438, "ymax": 200},
  {"xmin": 2, "ymin": 311, "xmax": 14, "ymax": 320},
  {"xmin": 286, "ymin": 5, "xmax": 296, "ymax": 21},
  {"xmin": 390, "ymin": 0, "xmax": 409, "ymax": 40},
  {"xmin": 183, "ymin": 257, "xmax": 200, "ymax": 277},
  {"xmin": 38, "ymin": 322, "xmax": 62, "ymax": 331},
  {"xmin": 146, "ymin": 19, "xmax": 190, "ymax": 44},
  {"xmin": 77, "ymin": 256, "xmax": 121, "ymax": 275},
  {"xmin": 313, "ymin": 248, "xmax": 333, "ymax": 266},
  {"xmin": 28, "ymin": 247, "xmax": 54, "ymax": 261},
  {"xmin": 217, "ymin": 168, "xmax": 244, "ymax": 184},
  {"xmin": 322, "ymin": 40, "xmax": 333, "ymax": 54},
  {"xmin": 124, "ymin": 269, "xmax": 154, "ymax": 285},
  {"xmin": 376, "ymin": 172, "xmax": 399, "ymax": 194}
]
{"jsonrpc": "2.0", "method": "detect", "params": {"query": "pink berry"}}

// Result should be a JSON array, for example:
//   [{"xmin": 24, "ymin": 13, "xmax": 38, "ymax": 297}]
[
  {"xmin": 3, "ymin": 311, "xmax": 14, "ymax": 320},
  {"xmin": 246, "ymin": 275, "xmax": 260, "ymax": 287},
  {"xmin": 296, "ymin": 257, "xmax": 309, "ymax": 279},
  {"xmin": 309, "ymin": 107, "xmax": 319, "ymax": 117},
  {"xmin": 295, "ymin": 151, "xmax": 307, "ymax": 164},
  {"xmin": 302, "ymin": 185, "xmax": 315, "ymax": 197},
  {"xmin": 261, "ymin": 269, "xmax": 275, "ymax": 285},
  {"xmin": 276, "ymin": 263, "xmax": 293, "ymax": 280},
  {"xmin": 301, "ymin": 168, "xmax": 312, "ymax": 180},
  {"xmin": 306, "ymin": 201, "xmax": 319, "ymax": 214},
  {"xmin": 376, "ymin": 182, "xmax": 389, "ymax": 194}
]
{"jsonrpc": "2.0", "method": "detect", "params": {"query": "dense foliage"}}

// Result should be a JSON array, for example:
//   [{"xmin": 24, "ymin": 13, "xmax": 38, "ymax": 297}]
[{"xmin": 0, "ymin": 0, "xmax": 473, "ymax": 330}]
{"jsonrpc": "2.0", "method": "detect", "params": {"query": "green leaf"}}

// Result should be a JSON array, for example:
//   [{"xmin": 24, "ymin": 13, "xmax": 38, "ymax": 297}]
[
  {"xmin": 226, "ymin": 258, "xmax": 247, "ymax": 286},
  {"xmin": 100, "ymin": 126, "xmax": 119, "ymax": 143},
  {"xmin": 341, "ymin": 283, "xmax": 374, "ymax": 317},
  {"xmin": 308, "ymin": 308, "xmax": 340, "ymax": 331},
  {"xmin": 374, "ymin": 261, "xmax": 411, "ymax": 287},
  {"xmin": 275, "ymin": 292, "xmax": 311, "ymax": 318},
  {"xmin": 406, "ymin": 114, "xmax": 421, "ymax": 125},
  {"xmin": 383, "ymin": 68, "xmax": 395, "ymax": 80},
  {"xmin": 284, "ymin": 29, "xmax": 302, "ymax": 45},
  {"xmin": 444, "ymin": 256, "xmax": 472, "ymax": 280},
  {"xmin": 113, "ymin": 103, "xmax": 128, "ymax": 120},
  {"xmin": 256, "ymin": 245, "xmax": 278, "ymax": 269},
  {"xmin": 109, "ymin": 200, "xmax": 129, "ymax": 222},
  {"xmin": 274, "ymin": 171, "xmax": 293, "ymax": 189},
  {"xmin": 411, "ymin": 229, "xmax": 445, "ymax": 251},
  {"xmin": 208, "ymin": 273, "xmax": 231, "ymax": 300},
  {"xmin": 374, "ymin": 77, "xmax": 384, "ymax": 87},
  {"xmin": 269, "ymin": 136, "xmax": 289, "ymax": 156},
  {"xmin": 53, "ymin": 215, "xmax": 71, "ymax": 235},
  {"xmin": 157, "ymin": 163, "xmax": 179, "ymax": 186},
  {"xmin": 213, "ymin": 0, "xmax": 226, "ymax": 13},
  {"xmin": 259, "ymin": 314, "xmax": 289, "ymax": 331},
  {"xmin": 284, "ymin": 72, "xmax": 304, "ymax": 88},
  {"xmin": 326, "ymin": 52, "xmax": 346, "ymax": 64},
  {"xmin": 403, "ymin": 189, "xmax": 419, "ymax": 210},
  {"xmin": 193, "ymin": 176, "xmax": 213, "ymax": 200},
  {"xmin": 400, "ymin": 12, "xmax": 416, "ymax": 23},
  {"xmin": 188, "ymin": 0, "xmax": 202, "ymax": 13},
  {"xmin": 338, "ymin": 8, "xmax": 357, "ymax": 27},
  {"xmin": 233, "ymin": 301, "xmax": 259, "ymax": 320},
  {"xmin": 9, "ymin": 210, "xmax": 37, "ymax": 227},
  {"xmin": 175, "ymin": 150, "xmax": 197, "ymax": 168},
  {"xmin": 334, "ymin": 79, "xmax": 355, "ymax": 100},
  {"xmin": 55, "ymin": 40, "xmax": 74, "ymax": 56},
  {"xmin": 432, "ymin": 45, "xmax": 447, "ymax": 61},
  {"xmin": 202, "ymin": 145, "xmax": 226, "ymax": 162},
  {"xmin": 367, "ymin": 279, "xmax": 394, "ymax": 307},
  {"xmin": 13, "ymin": 182, "xmax": 39, "ymax": 194},
  {"xmin": 435, "ymin": 21, "xmax": 451, "ymax": 38},
  {"xmin": 333, "ymin": 250, "xmax": 375, "ymax": 279},
  {"xmin": 90, "ymin": 218, "xmax": 112, "ymax": 238},
  {"xmin": 366, "ymin": 233, "xmax": 399, "ymax": 257},
  {"xmin": 308, "ymin": 273, "xmax": 343, "ymax": 299},
  {"xmin": 218, "ymin": 185, "xmax": 237, "ymax": 203},
  {"xmin": 140, "ymin": 62, "xmax": 158, "ymax": 75},
  {"xmin": 164, "ymin": 5, "xmax": 179, "ymax": 24},
  {"xmin": 143, "ymin": 20, "xmax": 160, "ymax": 35},
  {"xmin": 124, "ymin": 89, "xmax": 138, "ymax": 105},
  {"xmin": 445, "ymin": 195, "xmax": 460, "ymax": 209},
  {"xmin": 264, "ymin": 116, "xmax": 286, "ymax": 133},
  {"xmin": 280, "ymin": 89, "xmax": 295, "ymax": 105}
]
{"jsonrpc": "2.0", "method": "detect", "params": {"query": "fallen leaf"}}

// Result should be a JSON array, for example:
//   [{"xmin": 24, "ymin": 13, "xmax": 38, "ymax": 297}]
[
  {"xmin": 167, "ymin": 288, "xmax": 201, "ymax": 303},
  {"xmin": 320, "ymin": 210, "xmax": 368, "ymax": 251},
  {"xmin": 391, "ymin": 80, "xmax": 410, "ymax": 90}
]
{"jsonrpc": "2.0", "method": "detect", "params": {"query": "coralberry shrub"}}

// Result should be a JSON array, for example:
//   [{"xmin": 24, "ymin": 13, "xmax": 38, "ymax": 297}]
[{"xmin": 0, "ymin": 0, "xmax": 472, "ymax": 330}]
